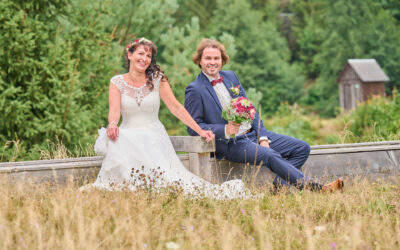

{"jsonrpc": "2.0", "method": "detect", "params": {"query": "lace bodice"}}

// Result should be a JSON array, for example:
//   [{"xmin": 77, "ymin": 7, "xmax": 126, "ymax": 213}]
[
  {"xmin": 110, "ymin": 74, "xmax": 162, "ymax": 129},
  {"xmin": 111, "ymin": 75, "xmax": 159, "ymax": 106}
]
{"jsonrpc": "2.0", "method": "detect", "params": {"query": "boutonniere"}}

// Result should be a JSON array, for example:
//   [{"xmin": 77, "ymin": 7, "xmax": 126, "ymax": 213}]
[{"xmin": 230, "ymin": 84, "xmax": 240, "ymax": 95}]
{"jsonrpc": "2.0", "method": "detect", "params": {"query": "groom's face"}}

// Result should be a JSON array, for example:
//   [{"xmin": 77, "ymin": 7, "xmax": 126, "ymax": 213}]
[{"xmin": 200, "ymin": 47, "xmax": 222, "ymax": 78}]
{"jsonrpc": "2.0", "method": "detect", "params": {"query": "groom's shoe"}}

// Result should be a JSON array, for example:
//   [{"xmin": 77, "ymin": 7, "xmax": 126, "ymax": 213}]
[{"xmin": 321, "ymin": 178, "xmax": 344, "ymax": 192}]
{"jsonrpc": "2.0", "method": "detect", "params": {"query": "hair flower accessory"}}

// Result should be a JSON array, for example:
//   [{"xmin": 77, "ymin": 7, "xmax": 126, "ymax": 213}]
[
  {"xmin": 126, "ymin": 37, "xmax": 153, "ymax": 52},
  {"xmin": 230, "ymin": 84, "xmax": 240, "ymax": 95},
  {"xmin": 126, "ymin": 42, "xmax": 134, "ymax": 52}
]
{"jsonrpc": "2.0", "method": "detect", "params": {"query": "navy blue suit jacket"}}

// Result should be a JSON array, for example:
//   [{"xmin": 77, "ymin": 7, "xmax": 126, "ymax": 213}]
[{"xmin": 184, "ymin": 70, "xmax": 269, "ymax": 159}]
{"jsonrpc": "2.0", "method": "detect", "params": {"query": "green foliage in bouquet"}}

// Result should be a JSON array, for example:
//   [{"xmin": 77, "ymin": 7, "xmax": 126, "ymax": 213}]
[
  {"xmin": 221, "ymin": 97, "xmax": 256, "ymax": 124},
  {"xmin": 221, "ymin": 106, "xmax": 248, "ymax": 124}
]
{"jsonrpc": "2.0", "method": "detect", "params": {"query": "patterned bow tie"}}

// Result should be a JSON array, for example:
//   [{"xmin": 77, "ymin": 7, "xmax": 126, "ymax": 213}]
[{"xmin": 211, "ymin": 76, "xmax": 223, "ymax": 86}]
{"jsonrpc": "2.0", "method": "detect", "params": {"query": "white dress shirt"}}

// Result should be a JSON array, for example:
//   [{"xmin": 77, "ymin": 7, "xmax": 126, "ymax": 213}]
[{"xmin": 203, "ymin": 71, "xmax": 269, "ymax": 142}]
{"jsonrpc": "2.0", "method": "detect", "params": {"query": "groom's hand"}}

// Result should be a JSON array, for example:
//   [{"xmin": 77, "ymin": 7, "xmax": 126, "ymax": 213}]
[{"xmin": 226, "ymin": 121, "xmax": 241, "ymax": 136}]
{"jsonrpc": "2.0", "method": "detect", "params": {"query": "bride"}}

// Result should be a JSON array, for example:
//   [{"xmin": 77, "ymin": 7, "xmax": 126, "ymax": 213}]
[{"xmin": 85, "ymin": 38, "xmax": 250, "ymax": 199}]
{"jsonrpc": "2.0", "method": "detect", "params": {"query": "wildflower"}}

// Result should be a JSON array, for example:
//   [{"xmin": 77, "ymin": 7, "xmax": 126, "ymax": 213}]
[
  {"xmin": 330, "ymin": 243, "xmax": 337, "ymax": 250},
  {"xmin": 19, "ymin": 237, "xmax": 26, "ymax": 248},
  {"xmin": 314, "ymin": 225, "xmax": 326, "ymax": 232},
  {"xmin": 240, "ymin": 209, "xmax": 245, "ymax": 215},
  {"xmin": 165, "ymin": 241, "xmax": 180, "ymax": 249}
]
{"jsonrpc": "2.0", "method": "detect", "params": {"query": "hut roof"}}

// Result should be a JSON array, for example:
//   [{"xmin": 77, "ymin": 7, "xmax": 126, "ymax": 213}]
[{"xmin": 340, "ymin": 59, "xmax": 390, "ymax": 82}]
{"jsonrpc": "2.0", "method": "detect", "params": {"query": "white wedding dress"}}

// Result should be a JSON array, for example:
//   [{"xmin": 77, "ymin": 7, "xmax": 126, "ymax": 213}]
[{"xmin": 85, "ymin": 74, "xmax": 250, "ymax": 200}]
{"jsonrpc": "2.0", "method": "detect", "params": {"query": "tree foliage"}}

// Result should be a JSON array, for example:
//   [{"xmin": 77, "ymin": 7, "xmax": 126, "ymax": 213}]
[
  {"xmin": 1, "ymin": 0, "xmax": 400, "ymax": 160},
  {"xmin": 292, "ymin": 0, "xmax": 400, "ymax": 116},
  {"xmin": 207, "ymin": 0, "xmax": 305, "ymax": 114},
  {"xmin": 0, "ymin": 0, "xmax": 120, "ymax": 160}
]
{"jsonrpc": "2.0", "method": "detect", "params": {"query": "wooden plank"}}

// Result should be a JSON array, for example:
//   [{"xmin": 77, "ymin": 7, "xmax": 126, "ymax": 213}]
[
  {"xmin": 310, "ymin": 145, "xmax": 400, "ymax": 155},
  {"xmin": 0, "ymin": 161, "xmax": 103, "ymax": 172},
  {"xmin": 170, "ymin": 136, "xmax": 215, "ymax": 153},
  {"xmin": 3, "ymin": 167, "xmax": 100, "ymax": 184},
  {"xmin": 211, "ymin": 160, "xmax": 276, "ymax": 185},
  {"xmin": 212, "ymin": 148, "xmax": 400, "ymax": 184},
  {"xmin": 0, "ymin": 136, "xmax": 211, "ymax": 169},
  {"xmin": 303, "ymin": 150, "xmax": 400, "ymax": 180},
  {"xmin": 0, "ymin": 155, "xmax": 189, "ymax": 173},
  {"xmin": 188, "ymin": 152, "xmax": 213, "ymax": 182},
  {"xmin": 311, "ymin": 140, "xmax": 400, "ymax": 150},
  {"xmin": 0, "ymin": 156, "xmax": 104, "ymax": 167}
]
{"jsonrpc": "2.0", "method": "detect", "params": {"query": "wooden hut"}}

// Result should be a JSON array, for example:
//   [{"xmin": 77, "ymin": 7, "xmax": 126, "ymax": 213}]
[{"xmin": 337, "ymin": 59, "xmax": 389, "ymax": 110}]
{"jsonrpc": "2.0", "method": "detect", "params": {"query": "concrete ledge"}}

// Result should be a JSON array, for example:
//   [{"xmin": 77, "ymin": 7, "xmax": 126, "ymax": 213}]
[{"xmin": 1, "ymin": 138, "xmax": 399, "ymax": 184}]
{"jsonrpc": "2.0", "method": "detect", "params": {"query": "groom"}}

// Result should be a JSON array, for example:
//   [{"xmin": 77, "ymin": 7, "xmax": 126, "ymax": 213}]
[{"xmin": 184, "ymin": 38, "xmax": 343, "ymax": 191}]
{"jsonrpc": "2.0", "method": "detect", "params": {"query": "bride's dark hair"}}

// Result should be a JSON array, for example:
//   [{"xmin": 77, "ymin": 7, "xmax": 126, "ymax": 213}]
[{"xmin": 124, "ymin": 38, "xmax": 168, "ymax": 89}]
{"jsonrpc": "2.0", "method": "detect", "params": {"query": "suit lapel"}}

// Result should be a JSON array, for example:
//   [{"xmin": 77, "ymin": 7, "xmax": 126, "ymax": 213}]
[
  {"xmin": 200, "ymin": 72, "xmax": 223, "ymax": 111},
  {"xmin": 220, "ymin": 72, "xmax": 235, "ymax": 98}
]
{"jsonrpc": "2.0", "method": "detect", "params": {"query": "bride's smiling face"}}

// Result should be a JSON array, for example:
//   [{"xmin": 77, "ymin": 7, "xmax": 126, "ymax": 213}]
[{"xmin": 128, "ymin": 45, "xmax": 152, "ymax": 72}]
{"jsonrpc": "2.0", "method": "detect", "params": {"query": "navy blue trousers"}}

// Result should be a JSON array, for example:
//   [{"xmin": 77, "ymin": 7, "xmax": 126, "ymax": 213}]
[{"xmin": 224, "ymin": 130, "xmax": 318, "ymax": 189}]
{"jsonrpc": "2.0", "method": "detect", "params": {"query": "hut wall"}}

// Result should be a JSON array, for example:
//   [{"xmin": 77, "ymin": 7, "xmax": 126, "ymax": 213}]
[
  {"xmin": 362, "ymin": 82, "xmax": 385, "ymax": 101},
  {"xmin": 340, "ymin": 66, "xmax": 358, "ymax": 80},
  {"xmin": 339, "ymin": 67, "xmax": 363, "ymax": 110}
]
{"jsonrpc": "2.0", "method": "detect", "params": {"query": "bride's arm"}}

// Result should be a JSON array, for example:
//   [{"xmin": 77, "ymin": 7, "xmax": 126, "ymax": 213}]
[
  {"xmin": 159, "ymin": 79, "xmax": 214, "ymax": 142},
  {"xmin": 107, "ymin": 83, "xmax": 121, "ymax": 140}
]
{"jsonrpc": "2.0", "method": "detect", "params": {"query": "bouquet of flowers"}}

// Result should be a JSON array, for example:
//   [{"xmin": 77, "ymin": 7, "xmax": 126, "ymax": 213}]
[{"xmin": 222, "ymin": 97, "xmax": 256, "ymax": 124}]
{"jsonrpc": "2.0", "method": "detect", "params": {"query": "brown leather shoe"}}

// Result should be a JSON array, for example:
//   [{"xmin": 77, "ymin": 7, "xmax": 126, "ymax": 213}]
[{"xmin": 321, "ymin": 178, "xmax": 344, "ymax": 192}]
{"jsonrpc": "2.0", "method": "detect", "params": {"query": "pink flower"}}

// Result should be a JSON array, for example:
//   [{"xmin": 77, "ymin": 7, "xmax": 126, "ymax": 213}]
[{"xmin": 222, "ymin": 97, "xmax": 256, "ymax": 125}]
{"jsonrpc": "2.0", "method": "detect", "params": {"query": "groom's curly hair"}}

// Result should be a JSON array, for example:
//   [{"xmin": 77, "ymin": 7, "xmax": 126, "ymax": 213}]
[{"xmin": 192, "ymin": 39, "xmax": 230, "ymax": 68}]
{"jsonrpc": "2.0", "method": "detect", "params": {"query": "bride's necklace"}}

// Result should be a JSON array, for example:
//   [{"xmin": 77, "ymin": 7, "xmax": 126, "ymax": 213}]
[{"xmin": 125, "ymin": 73, "xmax": 147, "ymax": 87}]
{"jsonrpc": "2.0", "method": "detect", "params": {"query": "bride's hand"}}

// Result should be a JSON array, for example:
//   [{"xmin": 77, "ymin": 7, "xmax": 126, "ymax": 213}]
[
  {"xmin": 199, "ymin": 130, "xmax": 215, "ymax": 142},
  {"xmin": 107, "ymin": 124, "xmax": 119, "ymax": 141}
]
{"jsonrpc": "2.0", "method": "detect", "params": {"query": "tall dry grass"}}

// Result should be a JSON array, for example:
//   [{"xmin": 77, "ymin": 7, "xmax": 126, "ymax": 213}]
[{"xmin": 1, "ymin": 177, "xmax": 399, "ymax": 249}]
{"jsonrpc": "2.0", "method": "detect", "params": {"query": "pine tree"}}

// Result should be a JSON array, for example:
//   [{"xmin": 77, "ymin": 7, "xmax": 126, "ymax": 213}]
[
  {"xmin": 208, "ymin": 0, "xmax": 306, "ymax": 114},
  {"xmin": 0, "ymin": 0, "xmax": 120, "ymax": 160},
  {"xmin": 292, "ymin": 0, "xmax": 400, "ymax": 116}
]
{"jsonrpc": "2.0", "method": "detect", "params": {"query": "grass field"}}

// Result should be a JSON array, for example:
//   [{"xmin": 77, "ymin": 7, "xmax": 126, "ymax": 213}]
[{"xmin": 1, "ymin": 177, "xmax": 399, "ymax": 249}]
